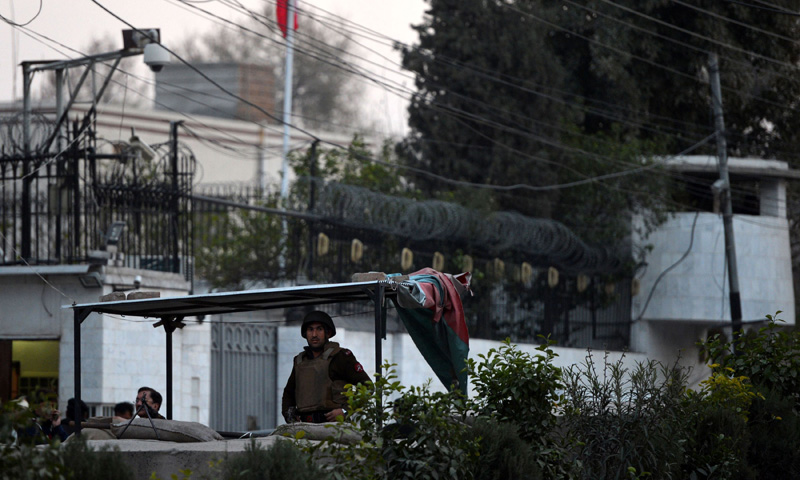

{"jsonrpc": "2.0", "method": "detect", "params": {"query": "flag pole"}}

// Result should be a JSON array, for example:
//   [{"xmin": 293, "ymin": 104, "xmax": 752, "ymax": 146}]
[
  {"xmin": 279, "ymin": 0, "xmax": 296, "ymax": 276},
  {"xmin": 280, "ymin": 0, "xmax": 295, "ymax": 202}
]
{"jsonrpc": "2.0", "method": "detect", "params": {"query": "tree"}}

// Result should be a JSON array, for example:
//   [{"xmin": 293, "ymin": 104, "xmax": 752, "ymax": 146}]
[
  {"xmin": 397, "ymin": 0, "xmax": 673, "ymax": 246},
  {"xmin": 398, "ymin": 0, "xmax": 570, "ymax": 218},
  {"xmin": 180, "ymin": 4, "xmax": 360, "ymax": 130},
  {"xmin": 399, "ymin": 0, "xmax": 800, "ymax": 248},
  {"xmin": 195, "ymin": 138, "xmax": 409, "ymax": 290},
  {"xmin": 552, "ymin": 0, "xmax": 800, "ymax": 158}
]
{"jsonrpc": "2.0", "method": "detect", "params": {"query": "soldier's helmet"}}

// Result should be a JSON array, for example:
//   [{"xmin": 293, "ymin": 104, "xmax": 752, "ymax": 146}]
[{"xmin": 300, "ymin": 311, "xmax": 336, "ymax": 338}]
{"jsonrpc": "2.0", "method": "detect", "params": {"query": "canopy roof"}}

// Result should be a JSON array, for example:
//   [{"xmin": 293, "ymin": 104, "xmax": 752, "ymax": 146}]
[
  {"xmin": 68, "ymin": 281, "xmax": 398, "ymax": 318},
  {"xmin": 66, "ymin": 280, "xmax": 399, "ymax": 434}
]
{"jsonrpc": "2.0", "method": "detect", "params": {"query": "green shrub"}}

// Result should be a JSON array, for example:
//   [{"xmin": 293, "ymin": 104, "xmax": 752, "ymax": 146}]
[
  {"xmin": 745, "ymin": 388, "xmax": 800, "ymax": 478},
  {"xmin": 308, "ymin": 363, "xmax": 479, "ymax": 480},
  {"xmin": 62, "ymin": 436, "xmax": 135, "ymax": 480},
  {"xmin": 698, "ymin": 312, "xmax": 800, "ymax": 478},
  {"xmin": 465, "ymin": 338, "xmax": 570, "ymax": 478},
  {"xmin": 560, "ymin": 353, "xmax": 690, "ymax": 480},
  {"xmin": 381, "ymin": 384, "xmax": 478, "ymax": 480},
  {"xmin": 682, "ymin": 395, "xmax": 752, "ymax": 480},
  {"xmin": 465, "ymin": 338, "xmax": 563, "ymax": 443},
  {"xmin": 471, "ymin": 417, "xmax": 542, "ymax": 480},
  {"xmin": 0, "ymin": 399, "xmax": 133, "ymax": 480},
  {"xmin": 222, "ymin": 439, "xmax": 320, "ymax": 480},
  {"xmin": 702, "ymin": 312, "xmax": 800, "ymax": 410}
]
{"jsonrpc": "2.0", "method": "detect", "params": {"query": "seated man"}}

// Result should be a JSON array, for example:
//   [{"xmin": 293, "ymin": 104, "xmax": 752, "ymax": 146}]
[
  {"xmin": 135, "ymin": 386, "xmax": 165, "ymax": 420},
  {"xmin": 114, "ymin": 401, "xmax": 134, "ymax": 420},
  {"xmin": 18, "ymin": 399, "xmax": 68, "ymax": 444},
  {"xmin": 281, "ymin": 311, "xmax": 371, "ymax": 423},
  {"xmin": 63, "ymin": 397, "xmax": 89, "ymax": 434}
]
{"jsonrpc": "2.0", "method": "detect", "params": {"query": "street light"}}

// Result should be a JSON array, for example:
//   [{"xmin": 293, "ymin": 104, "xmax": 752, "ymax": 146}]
[
  {"xmin": 20, "ymin": 29, "xmax": 167, "ymax": 260},
  {"xmin": 105, "ymin": 221, "xmax": 127, "ymax": 248}
]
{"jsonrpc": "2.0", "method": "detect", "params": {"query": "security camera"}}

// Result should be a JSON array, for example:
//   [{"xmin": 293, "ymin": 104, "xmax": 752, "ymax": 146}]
[
  {"xmin": 143, "ymin": 43, "xmax": 170, "ymax": 72},
  {"xmin": 129, "ymin": 128, "xmax": 157, "ymax": 162},
  {"xmin": 134, "ymin": 275, "xmax": 142, "ymax": 290}
]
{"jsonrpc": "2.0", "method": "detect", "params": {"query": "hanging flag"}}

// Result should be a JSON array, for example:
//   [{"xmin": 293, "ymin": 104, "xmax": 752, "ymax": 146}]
[
  {"xmin": 276, "ymin": 0, "xmax": 298, "ymax": 38},
  {"xmin": 392, "ymin": 268, "xmax": 472, "ymax": 394}
]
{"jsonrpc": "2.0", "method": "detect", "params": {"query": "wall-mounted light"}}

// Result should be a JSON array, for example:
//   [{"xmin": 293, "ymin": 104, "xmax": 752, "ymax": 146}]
[
  {"xmin": 79, "ymin": 271, "xmax": 104, "ymax": 289},
  {"xmin": 461, "ymin": 254, "xmax": 473, "ymax": 273},
  {"xmin": 547, "ymin": 266, "xmax": 559, "ymax": 288},
  {"xmin": 317, "ymin": 233, "xmax": 330, "ymax": 256},
  {"xmin": 351, "ymin": 238, "xmax": 364, "ymax": 263},
  {"xmin": 432, "ymin": 252, "xmax": 445, "ymax": 271},
  {"xmin": 105, "ymin": 221, "xmax": 126, "ymax": 247},
  {"xmin": 401, "ymin": 248, "xmax": 414, "ymax": 271}
]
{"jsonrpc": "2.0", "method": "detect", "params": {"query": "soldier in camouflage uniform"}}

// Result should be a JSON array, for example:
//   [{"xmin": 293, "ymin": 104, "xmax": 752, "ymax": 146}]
[{"xmin": 281, "ymin": 311, "xmax": 371, "ymax": 423}]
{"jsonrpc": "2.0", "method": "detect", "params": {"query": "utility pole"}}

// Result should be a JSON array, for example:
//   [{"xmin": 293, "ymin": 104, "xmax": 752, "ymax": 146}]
[{"xmin": 708, "ymin": 53, "xmax": 743, "ymax": 337}]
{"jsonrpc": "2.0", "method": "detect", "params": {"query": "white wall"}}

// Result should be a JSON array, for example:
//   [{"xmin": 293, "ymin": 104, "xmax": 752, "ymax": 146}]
[
  {"xmin": 274, "ymin": 326, "xmax": 649, "ymax": 424},
  {"xmin": 632, "ymin": 212, "xmax": 795, "ymax": 324}
]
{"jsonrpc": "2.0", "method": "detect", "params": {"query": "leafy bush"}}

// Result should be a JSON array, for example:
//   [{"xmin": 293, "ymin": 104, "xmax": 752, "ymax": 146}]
[
  {"xmin": 702, "ymin": 313, "xmax": 800, "ymax": 410},
  {"xmin": 62, "ymin": 436, "xmax": 134, "ymax": 480},
  {"xmin": 381, "ymin": 384, "xmax": 478, "ymax": 479},
  {"xmin": 0, "ymin": 399, "xmax": 133, "ymax": 480},
  {"xmin": 465, "ymin": 338, "xmax": 563, "ymax": 442},
  {"xmin": 471, "ymin": 417, "xmax": 542, "ymax": 480},
  {"xmin": 465, "ymin": 338, "xmax": 568, "ymax": 477},
  {"xmin": 222, "ymin": 438, "xmax": 320, "ymax": 480},
  {"xmin": 745, "ymin": 388, "xmax": 800, "ymax": 478},
  {"xmin": 682, "ymin": 392, "xmax": 752, "ymax": 480},
  {"xmin": 560, "ymin": 353, "xmax": 690, "ymax": 480},
  {"xmin": 308, "ymin": 363, "xmax": 479, "ymax": 480},
  {"xmin": 698, "ymin": 312, "xmax": 800, "ymax": 478}
]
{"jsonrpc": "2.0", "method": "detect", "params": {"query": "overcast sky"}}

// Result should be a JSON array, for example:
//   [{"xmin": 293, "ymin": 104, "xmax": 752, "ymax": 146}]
[{"xmin": 0, "ymin": 0, "xmax": 426, "ymax": 136}]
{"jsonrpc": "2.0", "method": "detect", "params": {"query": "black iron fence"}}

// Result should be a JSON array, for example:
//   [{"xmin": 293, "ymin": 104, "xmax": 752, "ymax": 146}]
[
  {"xmin": 1, "ymin": 107, "xmax": 630, "ymax": 350},
  {"xmin": 192, "ymin": 185, "xmax": 632, "ymax": 350},
  {"xmin": 0, "ymin": 115, "xmax": 193, "ymax": 282}
]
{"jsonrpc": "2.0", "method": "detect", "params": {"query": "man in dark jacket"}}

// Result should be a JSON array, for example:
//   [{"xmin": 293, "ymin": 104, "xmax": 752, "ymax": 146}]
[
  {"xmin": 135, "ymin": 386, "xmax": 166, "ymax": 420},
  {"xmin": 281, "ymin": 311, "xmax": 371, "ymax": 423}
]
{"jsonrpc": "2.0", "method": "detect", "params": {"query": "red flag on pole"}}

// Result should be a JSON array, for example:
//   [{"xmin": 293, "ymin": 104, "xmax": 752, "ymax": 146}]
[{"xmin": 276, "ymin": 0, "xmax": 298, "ymax": 38}]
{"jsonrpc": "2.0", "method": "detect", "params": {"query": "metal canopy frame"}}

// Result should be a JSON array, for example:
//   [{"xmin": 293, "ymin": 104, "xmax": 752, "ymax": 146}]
[{"xmin": 67, "ymin": 280, "xmax": 399, "ymax": 435}]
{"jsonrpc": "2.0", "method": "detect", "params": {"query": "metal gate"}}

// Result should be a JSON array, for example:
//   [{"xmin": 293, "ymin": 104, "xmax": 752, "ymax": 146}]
[{"xmin": 210, "ymin": 320, "xmax": 277, "ymax": 432}]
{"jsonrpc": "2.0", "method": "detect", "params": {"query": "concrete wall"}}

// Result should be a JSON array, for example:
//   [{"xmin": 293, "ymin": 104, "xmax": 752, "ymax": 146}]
[
  {"xmin": 632, "ymin": 212, "xmax": 795, "ymax": 324},
  {"xmin": 0, "ymin": 266, "xmax": 209, "ymax": 423},
  {"xmin": 274, "ymin": 325, "xmax": 648, "ymax": 425}
]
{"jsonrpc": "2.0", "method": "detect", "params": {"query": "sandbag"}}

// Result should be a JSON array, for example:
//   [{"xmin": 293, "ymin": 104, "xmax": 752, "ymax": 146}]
[
  {"xmin": 111, "ymin": 417, "xmax": 223, "ymax": 442},
  {"xmin": 272, "ymin": 422, "xmax": 362, "ymax": 445}
]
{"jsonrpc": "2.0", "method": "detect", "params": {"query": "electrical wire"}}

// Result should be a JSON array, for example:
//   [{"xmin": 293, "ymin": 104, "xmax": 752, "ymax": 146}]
[
  {"xmin": 724, "ymin": 0, "xmax": 800, "ymax": 15},
  {"xmin": 0, "ymin": 0, "xmax": 42, "ymax": 27},
  {"xmin": 634, "ymin": 211, "xmax": 701, "ymax": 321}
]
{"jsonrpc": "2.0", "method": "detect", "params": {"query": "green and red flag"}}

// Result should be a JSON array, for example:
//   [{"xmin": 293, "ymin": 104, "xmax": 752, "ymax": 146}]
[
  {"xmin": 393, "ymin": 268, "xmax": 472, "ymax": 394},
  {"xmin": 276, "ymin": 0, "xmax": 298, "ymax": 38}
]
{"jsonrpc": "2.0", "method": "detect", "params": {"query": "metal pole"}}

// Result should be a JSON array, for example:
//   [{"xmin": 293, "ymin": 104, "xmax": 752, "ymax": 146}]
[
  {"xmin": 709, "ymin": 53, "xmax": 743, "ymax": 336},
  {"xmin": 72, "ymin": 309, "xmax": 89, "ymax": 437},
  {"xmin": 55, "ymin": 69, "xmax": 64, "ymax": 151},
  {"xmin": 170, "ymin": 121, "xmax": 182, "ymax": 273},
  {"xmin": 374, "ymin": 283, "xmax": 385, "ymax": 427},
  {"xmin": 166, "ymin": 327, "xmax": 173, "ymax": 420},
  {"xmin": 21, "ymin": 64, "xmax": 32, "ymax": 260}
]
